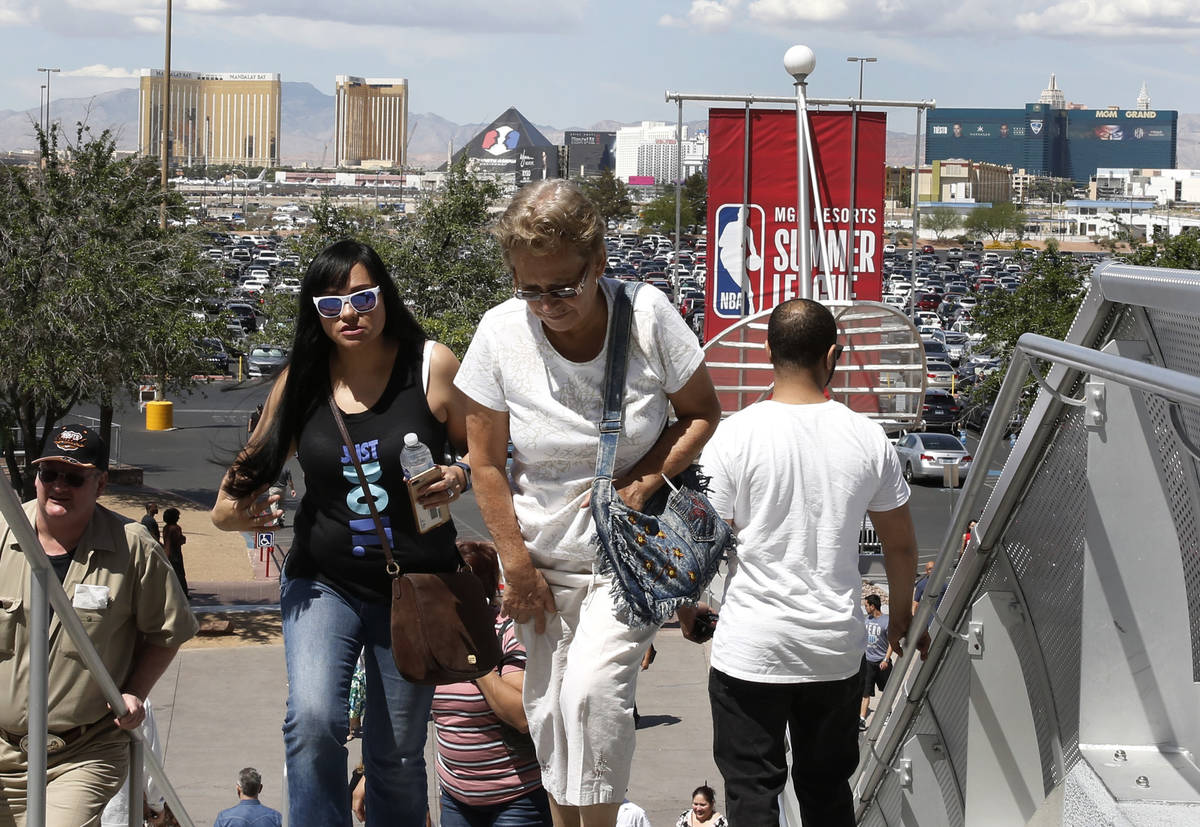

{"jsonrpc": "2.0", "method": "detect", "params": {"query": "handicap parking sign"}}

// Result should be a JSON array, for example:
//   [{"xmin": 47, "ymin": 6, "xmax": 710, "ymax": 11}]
[
  {"xmin": 257, "ymin": 531, "xmax": 274, "ymax": 548},
  {"xmin": 713, "ymin": 203, "xmax": 766, "ymax": 319}
]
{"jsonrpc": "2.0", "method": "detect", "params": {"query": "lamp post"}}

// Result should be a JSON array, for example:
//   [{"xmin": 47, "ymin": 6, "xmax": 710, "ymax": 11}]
[
  {"xmin": 846, "ymin": 57, "xmax": 876, "ymax": 292},
  {"xmin": 159, "ymin": 0, "xmax": 173, "ymax": 230},
  {"xmin": 785, "ymin": 45, "xmax": 816, "ymax": 300},
  {"xmin": 39, "ymin": 84, "xmax": 46, "ymax": 134},
  {"xmin": 36, "ymin": 68, "xmax": 60, "ymax": 136}
]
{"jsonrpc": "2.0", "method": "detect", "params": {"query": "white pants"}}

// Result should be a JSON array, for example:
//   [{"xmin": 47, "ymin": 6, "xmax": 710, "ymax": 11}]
[{"xmin": 516, "ymin": 569, "xmax": 657, "ymax": 807}]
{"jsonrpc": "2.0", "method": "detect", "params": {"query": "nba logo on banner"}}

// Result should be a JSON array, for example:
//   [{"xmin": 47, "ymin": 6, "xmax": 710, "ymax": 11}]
[{"xmin": 713, "ymin": 203, "xmax": 766, "ymax": 318}]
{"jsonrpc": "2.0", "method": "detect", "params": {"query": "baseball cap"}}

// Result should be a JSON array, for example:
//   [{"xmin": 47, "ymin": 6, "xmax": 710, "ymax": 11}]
[{"xmin": 34, "ymin": 424, "xmax": 109, "ymax": 472}]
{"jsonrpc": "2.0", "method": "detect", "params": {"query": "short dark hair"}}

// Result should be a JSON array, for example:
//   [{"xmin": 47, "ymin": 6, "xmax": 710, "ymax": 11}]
[
  {"xmin": 692, "ymin": 784, "xmax": 716, "ymax": 805},
  {"xmin": 767, "ymin": 298, "xmax": 837, "ymax": 370},
  {"xmin": 865, "ymin": 594, "xmax": 882, "ymax": 611},
  {"xmin": 162, "ymin": 508, "xmax": 180, "ymax": 525},
  {"xmin": 237, "ymin": 767, "xmax": 262, "ymax": 797}
]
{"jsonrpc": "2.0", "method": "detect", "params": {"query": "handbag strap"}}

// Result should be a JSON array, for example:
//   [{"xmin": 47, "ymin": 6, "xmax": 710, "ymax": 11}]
[
  {"xmin": 594, "ymin": 279, "xmax": 642, "ymax": 482},
  {"xmin": 327, "ymin": 395, "xmax": 400, "ymax": 576}
]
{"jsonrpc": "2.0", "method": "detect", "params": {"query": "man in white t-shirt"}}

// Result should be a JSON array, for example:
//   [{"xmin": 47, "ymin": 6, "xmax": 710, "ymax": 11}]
[{"xmin": 682, "ymin": 298, "xmax": 924, "ymax": 826}]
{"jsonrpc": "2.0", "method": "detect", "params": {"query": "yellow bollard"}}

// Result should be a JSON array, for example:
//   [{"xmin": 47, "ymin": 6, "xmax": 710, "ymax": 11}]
[{"xmin": 145, "ymin": 400, "xmax": 174, "ymax": 431}]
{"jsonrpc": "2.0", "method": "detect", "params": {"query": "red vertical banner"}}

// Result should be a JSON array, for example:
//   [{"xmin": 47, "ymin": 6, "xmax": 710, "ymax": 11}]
[{"xmin": 705, "ymin": 108, "xmax": 886, "ymax": 340}]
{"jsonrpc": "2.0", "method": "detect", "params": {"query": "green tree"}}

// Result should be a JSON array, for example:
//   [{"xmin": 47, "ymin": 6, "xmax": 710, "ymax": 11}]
[
  {"xmin": 578, "ymin": 170, "xmax": 633, "ymax": 225},
  {"xmin": 924, "ymin": 206, "xmax": 961, "ymax": 239},
  {"xmin": 1126, "ymin": 227, "xmax": 1200, "ymax": 270},
  {"xmin": 682, "ymin": 172, "xmax": 708, "ymax": 224},
  {"xmin": 964, "ymin": 202, "xmax": 1026, "ymax": 242},
  {"xmin": 640, "ymin": 193, "xmax": 696, "ymax": 236},
  {"xmin": 969, "ymin": 246, "xmax": 1086, "ymax": 409},
  {"xmin": 0, "ymin": 124, "xmax": 224, "ymax": 496}
]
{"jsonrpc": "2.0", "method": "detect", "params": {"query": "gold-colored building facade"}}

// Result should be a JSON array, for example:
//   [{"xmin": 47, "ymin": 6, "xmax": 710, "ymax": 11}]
[
  {"xmin": 335, "ymin": 76, "xmax": 408, "ymax": 168},
  {"xmin": 138, "ymin": 70, "xmax": 281, "ymax": 167}
]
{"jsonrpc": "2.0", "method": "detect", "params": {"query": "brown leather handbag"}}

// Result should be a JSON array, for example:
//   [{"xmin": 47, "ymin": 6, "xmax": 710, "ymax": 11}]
[{"xmin": 330, "ymin": 397, "xmax": 500, "ymax": 685}]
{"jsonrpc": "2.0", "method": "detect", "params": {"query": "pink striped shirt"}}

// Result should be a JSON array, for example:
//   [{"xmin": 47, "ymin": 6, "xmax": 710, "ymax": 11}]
[{"xmin": 432, "ymin": 615, "xmax": 542, "ymax": 806}]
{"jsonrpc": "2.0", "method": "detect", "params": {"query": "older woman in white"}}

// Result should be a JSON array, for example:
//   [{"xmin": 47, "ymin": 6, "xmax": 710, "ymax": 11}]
[{"xmin": 455, "ymin": 180, "xmax": 720, "ymax": 827}]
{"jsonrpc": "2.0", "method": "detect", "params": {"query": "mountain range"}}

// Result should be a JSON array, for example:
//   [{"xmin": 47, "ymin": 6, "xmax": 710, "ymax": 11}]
[{"xmin": 2, "ymin": 82, "xmax": 1197, "ymax": 171}]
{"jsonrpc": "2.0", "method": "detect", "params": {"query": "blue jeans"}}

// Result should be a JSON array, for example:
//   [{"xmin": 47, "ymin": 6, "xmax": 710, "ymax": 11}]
[
  {"xmin": 438, "ymin": 787, "xmax": 552, "ymax": 827},
  {"xmin": 281, "ymin": 575, "xmax": 434, "ymax": 827}
]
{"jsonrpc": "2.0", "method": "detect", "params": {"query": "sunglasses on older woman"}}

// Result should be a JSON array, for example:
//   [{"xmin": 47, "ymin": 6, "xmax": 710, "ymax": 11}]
[{"xmin": 312, "ymin": 286, "xmax": 382, "ymax": 319}]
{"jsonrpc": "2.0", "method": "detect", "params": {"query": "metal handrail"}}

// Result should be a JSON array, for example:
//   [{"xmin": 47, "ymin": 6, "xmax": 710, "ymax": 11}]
[
  {"xmin": 0, "ymin": 481, "xmax": 196, "ymax": 827},
  {"xmin": 853, "ymin": 330, "xmax": 1200, "ymax": 816}
]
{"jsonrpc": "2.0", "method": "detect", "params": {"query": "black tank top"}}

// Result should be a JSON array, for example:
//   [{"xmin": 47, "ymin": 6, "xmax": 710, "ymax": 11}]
[{"xmin": 286, "ymin": 348, "xmax": 458, "ymax": 602}]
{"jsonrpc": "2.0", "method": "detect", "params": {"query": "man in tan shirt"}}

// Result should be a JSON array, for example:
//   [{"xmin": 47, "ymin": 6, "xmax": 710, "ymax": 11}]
[{"xmin": 0, "ymin": 424, "xmax": 197, "ymax": 826}]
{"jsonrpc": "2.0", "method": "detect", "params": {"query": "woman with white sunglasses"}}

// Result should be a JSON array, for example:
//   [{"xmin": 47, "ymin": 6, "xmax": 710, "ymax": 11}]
[{"xmin": 211, "ymin": 239, "xmax": 472, "ymax": 826}]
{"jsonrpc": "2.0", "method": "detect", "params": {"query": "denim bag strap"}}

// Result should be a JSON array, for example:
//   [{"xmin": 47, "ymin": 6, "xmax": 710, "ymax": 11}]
[{"xmin": 593, "ymin": 279, "xmax": 642, "ymax": 488}]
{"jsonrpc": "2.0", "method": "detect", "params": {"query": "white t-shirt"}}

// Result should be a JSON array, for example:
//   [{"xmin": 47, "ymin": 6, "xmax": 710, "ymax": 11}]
[
  {"xmin": 455, "ymin": 279, "xmax": 704, "ymax": 571},
  {"xmin": 700, "ymin": 399, "xmax": 909, "ymax": 683}
]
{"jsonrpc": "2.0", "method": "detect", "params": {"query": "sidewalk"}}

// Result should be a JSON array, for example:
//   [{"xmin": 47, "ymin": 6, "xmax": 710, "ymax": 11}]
[
  {"xmin": 101, "ymin": 485, "xmax": 283, "ymax": 606},
  {"xmin": 101, "ymin": 486, "xmax": 724, "ymax": 825}
]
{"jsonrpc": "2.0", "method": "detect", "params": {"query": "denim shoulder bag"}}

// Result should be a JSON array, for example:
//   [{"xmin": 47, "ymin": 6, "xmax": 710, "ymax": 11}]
[{"xmin": 590, "ymin": 279, "xmax": 734, "ymax": 628}]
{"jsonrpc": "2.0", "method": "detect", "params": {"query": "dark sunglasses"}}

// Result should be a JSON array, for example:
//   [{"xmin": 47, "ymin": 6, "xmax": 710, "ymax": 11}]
[
  {"xmin": 37, "ymin": 466, "xmax": 96, "ymax": 488},
  {"xmin": 312, "ymin": 286, "xmax": 381, "ymax": 319},
  {"xmin": 512, "ymin": 265, "xmax": 589, "ymax": 302}
]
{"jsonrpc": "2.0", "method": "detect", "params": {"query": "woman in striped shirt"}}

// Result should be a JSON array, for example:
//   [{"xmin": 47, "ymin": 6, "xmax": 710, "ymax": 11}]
[{"xmin": 353, "ymin": 541, "xmax": 550, "ymax": 826}]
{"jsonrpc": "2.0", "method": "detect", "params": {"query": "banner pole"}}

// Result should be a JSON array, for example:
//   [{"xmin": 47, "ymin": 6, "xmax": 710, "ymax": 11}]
[{"xmin": 795, "ymin": 77, "xmax": 811, "ymax": 301}]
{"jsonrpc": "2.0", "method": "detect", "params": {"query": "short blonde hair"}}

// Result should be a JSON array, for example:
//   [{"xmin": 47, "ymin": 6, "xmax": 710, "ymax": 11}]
[{"xmin": 492, "ymin": 180, "xmax": 605, "ymax": 270}]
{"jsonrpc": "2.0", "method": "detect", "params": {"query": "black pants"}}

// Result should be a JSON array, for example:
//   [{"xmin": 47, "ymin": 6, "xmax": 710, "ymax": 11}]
[{"xmin": 709, "ymin": 668, "xmax": 860, "ymax": 826}]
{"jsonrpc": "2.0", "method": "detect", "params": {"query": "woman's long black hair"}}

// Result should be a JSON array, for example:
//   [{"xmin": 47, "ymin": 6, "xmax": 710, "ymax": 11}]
[{"xmin": 225, "ymin": 239, "xmax": 427, "ymax": 498}]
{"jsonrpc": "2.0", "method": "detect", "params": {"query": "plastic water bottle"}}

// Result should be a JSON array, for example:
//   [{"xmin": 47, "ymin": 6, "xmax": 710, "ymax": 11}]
[
  {"xmin": 400, "ymin": 433, "xmax": 435, "ymax": 479},
  {"xmin": 400, "ymin": 433, "xmax": 449, "ymax": 533}
]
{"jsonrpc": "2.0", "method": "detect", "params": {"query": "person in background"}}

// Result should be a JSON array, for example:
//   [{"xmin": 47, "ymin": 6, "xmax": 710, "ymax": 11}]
[
  {"xmin": 213, "ymin": 767, "xmax": 282, "ymax": 827},
  {"xmin": 912, "ymin": 560, "xmax": 935, "ymax": 616},
  {"xmin": 614, "ymin": 798, "xmax": 651, "ymax": 827},
  {"xmin": 860, "ymin": 594, "xmax": 893, "ymax": 728},
  {"xmin": 248, "ymin": 404, "xmax": 263, "ymax": 437},
  {"xmin": 675, "ymin": 785, "xmax": 727, "ymax": 827},
  {"xmin": 140, "ymin": 502, "xmax": 160, "ymax": 544},
  {"xmin": 268, "ymin": 464, "xmax": 297, "ymax": 528},
  {"xmin": 161, "ymin": 507, "xmax": 188, "ymax": 598}
]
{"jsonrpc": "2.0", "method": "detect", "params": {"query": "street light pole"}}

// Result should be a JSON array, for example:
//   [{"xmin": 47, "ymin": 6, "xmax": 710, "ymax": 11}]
[
  {"xmin": 159, "ymin": 0, "xmax": 173, "ymax": 230},
  {"xmin": 39, "ymin": 84, "xmax": 46, "ymax": 134},
  {"xmin": 36, "ymin": 68, "xmax": 60, "ymax": 138},
  {"xmin": 785, "ymin": 46, "xmax": 816, "ymax": 300},
  {"xmin": 846, "ymin": 57, "xmax": 876, "ymax": 297}
]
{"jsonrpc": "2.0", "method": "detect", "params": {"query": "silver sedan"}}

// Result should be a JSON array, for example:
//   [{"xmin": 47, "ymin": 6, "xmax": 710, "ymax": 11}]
[{"xmin": 895, "ymin": 431, "xmax": 972, "ymax": 485}]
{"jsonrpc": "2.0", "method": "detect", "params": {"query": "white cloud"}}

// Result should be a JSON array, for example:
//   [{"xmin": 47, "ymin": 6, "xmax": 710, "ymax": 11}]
[
  {"xmin": 662, "ymin": 0, "xmax": 1200, "ymax": 38},
  {"xmin": 62, "ymin": 64, "xmax": 139, "ymax": 78},
  {"xmin": 1015, "ymin": 0, "xmax": 1200, "ymax": 37},
  {"xmin": 661, "ymin": 0, "xmax": 741, "ymax": 30}
]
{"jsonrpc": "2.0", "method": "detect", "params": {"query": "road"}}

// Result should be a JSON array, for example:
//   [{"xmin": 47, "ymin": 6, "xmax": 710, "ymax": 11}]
[{"xmin": 76, "ymin": 379, "xmax": 1009, "ymax": 569}]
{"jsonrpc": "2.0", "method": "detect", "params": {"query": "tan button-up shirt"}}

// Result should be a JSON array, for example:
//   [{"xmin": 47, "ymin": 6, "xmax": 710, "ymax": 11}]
[{"xmin": 0, "ymin": 500, "xmax": 198, "ymax": 733}]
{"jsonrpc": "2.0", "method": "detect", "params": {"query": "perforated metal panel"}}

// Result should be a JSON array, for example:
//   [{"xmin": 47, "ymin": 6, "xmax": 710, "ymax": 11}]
[
  {"xmin": 1142, "ymin": 309, "xmax": 1200, "ymax": 682},
  {"xmin": 925, "ymin": 639, "xmax": 970, "ymax": 803}
]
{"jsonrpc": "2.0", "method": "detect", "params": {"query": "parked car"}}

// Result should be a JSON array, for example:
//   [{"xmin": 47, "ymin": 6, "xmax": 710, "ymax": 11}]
[
  {"xmin": 960, "ymin": 401, "xmax": 1024, "ymax": 436},
  {"xmin": 925, "ymin": 359, "xmax": 956, "ymax": 389},
  {"xmin": 199, "ymin": 338, "xmax": 230, "ymax": 374},
  {"xmin": 225, "ymin": 302, "xmax": 259, "ymax": 333},
  {"xmin": 246, "ymin": 345, "xmax": 289, "ymax": 378},
  {"xmin": 921, "ymin": 388, "xmax": 961, "ymax": 432},
  {"xmin": 895, "ymin": 431, "xmax": 972, "ymax": 485}
]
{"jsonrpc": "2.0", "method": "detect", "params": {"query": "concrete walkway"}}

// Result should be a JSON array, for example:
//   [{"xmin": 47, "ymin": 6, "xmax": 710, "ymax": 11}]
[{"xmin": 96, "ymin": 489, "xmax": 723, "ymax": 826}]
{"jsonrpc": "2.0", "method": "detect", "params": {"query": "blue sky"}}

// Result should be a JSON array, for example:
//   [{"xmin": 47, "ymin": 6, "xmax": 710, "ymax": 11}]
[{"xmin": 1, "ymin": 0, "xmax": 1199, "ymax": 127}]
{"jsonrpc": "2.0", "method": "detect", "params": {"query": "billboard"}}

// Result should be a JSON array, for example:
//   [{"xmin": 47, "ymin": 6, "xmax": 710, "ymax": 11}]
[
  {"xmin": 705, "ymin": 108, "xmax": 886, "ymax": 340},
  {"xmin": 1065, "ymin": 108, "xmax": 1177, "ymax": 181}
]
